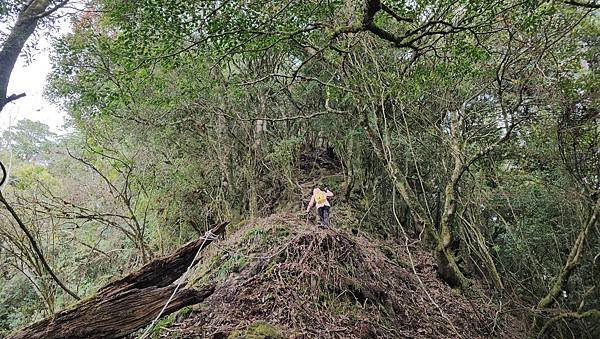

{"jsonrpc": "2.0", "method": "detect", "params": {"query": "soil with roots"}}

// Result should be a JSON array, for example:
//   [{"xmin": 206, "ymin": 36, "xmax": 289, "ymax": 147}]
[{"xmin": 158, "ymin": 213, "xmax": 521, "ymax": 338}]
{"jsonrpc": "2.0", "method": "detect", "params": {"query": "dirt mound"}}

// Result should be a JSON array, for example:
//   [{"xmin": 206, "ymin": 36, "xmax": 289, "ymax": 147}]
[{"xmin": 162, "ymin": 213, "xmax": 510, "ymax": 338}]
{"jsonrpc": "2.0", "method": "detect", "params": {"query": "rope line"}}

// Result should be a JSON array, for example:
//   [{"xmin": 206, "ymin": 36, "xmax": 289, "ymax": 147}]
[{"xmin": 139, "ymin": 230, "xmax": 218, "ymax": 339}]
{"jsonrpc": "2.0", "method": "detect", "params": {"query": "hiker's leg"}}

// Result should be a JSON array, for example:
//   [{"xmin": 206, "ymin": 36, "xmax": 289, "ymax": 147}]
[
  {"xmin": 317, "ymin": 207, "xmax": 324, "ymax": 225},
  {"xmin": 322, "ymin": 206, "xmax": 330, "ymax": 226}
]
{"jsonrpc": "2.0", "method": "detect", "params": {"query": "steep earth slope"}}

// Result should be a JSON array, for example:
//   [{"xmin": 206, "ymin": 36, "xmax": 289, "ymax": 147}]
[{"xmin": 157, "ymin": 213, "xmax": 517, "ymax": 338}]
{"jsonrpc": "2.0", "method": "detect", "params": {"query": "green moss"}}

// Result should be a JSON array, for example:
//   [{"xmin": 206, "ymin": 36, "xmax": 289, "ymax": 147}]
[
  {"xmin": 216, "ymin": 253, "xmax": 248, "ymax": 278},
  {"xmin": 190, "ymin": 250, "xmax": 226, "ymax": 287},
  {"xmin": 331, "ymin": 298, "xmax": 364, "ymax": 315},
  {"xmin": 61, "ymin": 291, "xmax": 99, "ymax": 312},
  {"xmin": 379, "ymin": 245, "xmax": 409, "ymax": 269},
  {"xmin": 192, "ymin": 221, "xmax": 294, "ymax": 288},
  {"xmin": 274, "ymin": 226, "xmax": 290, "ymax": 238},
  {"xmin": 265, "ymin": 251, "xmax": 288, "ymax": 276},
  {"xmin": 150, "ymin": 314, "xmax": 177, "ymax": 338},
  {"xmin": 178, "ymin": 305, "xmax": 193, "ymax": 318},
  {"xmin": 226, "ymin": 219, "xmax": 250, "ymax": 237},
  {"xmin": 192, "ymin": 250, "xmax": 250, "ymax": 288},
  {"xmin": 228, "ymin": 321, "xmax": 284, "ymax": 339},
  {"xmin": 241, "ymin": 225, "xmax": 291, "ymax": 247},
  {"xmin": 242, "ymin": 227, "xmax": 267, "ymax": 241}
]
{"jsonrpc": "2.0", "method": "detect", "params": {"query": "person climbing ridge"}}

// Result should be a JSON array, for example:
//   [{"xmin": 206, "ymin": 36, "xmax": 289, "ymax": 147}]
[{"xmin": 306, "ymin": 186, "xmax": 333, "ymax": 226}]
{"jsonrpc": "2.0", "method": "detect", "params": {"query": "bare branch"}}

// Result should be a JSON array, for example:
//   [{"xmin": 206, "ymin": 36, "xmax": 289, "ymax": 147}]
[
  {"xmin": 563, "ymin": 0, "xmax": 600, "ymax": 9},
  {"xmin": 537, "ymin": 309, "xmax": 600, "ymax": 338},
  {"xmin": 1, "ymin": 92, "xmax": 27, "ymax": 108},
  {"xmin": 380, "ymin": 3, "xmax": 413, "ymax": 23},
  {"xmin": 0, "ymin": 164, "xmax": 80, "ymax": 300},
  {"xmin": 33, "ymin": 0, "xmax": 69, "ymax": 19}
]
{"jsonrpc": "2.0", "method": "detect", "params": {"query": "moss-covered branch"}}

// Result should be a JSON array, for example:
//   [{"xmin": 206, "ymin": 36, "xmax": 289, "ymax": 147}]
[{"xmin": 537, "ymin": 309, "xmax": 600, "ymax": 338}]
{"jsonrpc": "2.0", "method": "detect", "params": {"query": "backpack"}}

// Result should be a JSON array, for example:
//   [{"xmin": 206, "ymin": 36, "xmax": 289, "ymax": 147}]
[{"xmin": 315, "ymin": 191, "xmax": 326, "ymax": 204}]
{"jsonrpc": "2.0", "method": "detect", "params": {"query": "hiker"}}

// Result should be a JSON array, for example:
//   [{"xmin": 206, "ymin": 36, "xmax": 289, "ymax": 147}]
[{"xmin": 306, "ymin": 187, "xmax": 333, "ymax": 226}]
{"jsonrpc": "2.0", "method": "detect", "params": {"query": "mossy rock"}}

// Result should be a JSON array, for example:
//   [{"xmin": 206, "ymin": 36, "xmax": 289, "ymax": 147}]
[{"xmin": 228, "ymin": 321, "xmax": 283, "ymax": 339}]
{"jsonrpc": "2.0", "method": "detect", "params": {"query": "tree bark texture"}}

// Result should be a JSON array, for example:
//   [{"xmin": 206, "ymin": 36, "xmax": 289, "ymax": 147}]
[
  {"xmin": 0, "ymin": 0, "xmax": 51, "ymax": 111},
  {"xmin": 8, "ymin": 285, "xmax": 214, "ymax": 339},
  {"xmin": 8, "ymin": 221, "xmax": 229, "ymax": 339}
]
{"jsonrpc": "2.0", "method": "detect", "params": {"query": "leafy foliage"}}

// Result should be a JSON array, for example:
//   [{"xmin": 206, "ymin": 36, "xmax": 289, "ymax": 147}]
[{"xmin": 0, "ymin": 0, "xmax": 598, "ymax": 337}]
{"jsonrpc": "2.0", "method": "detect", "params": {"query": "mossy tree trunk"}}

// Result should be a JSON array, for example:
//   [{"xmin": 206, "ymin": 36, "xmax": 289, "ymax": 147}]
[
  {"xmin": 531, "ymin": 202, "xmax": 598, "ymax": 333},
  {"xmin": 362, "ymin": 111, "xmax": 470, "ymax": 289}
]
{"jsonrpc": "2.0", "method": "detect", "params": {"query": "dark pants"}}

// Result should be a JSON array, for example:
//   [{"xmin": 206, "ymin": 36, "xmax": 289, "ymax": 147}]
[{"xmin": 317, "ymin": 206, "xmax": 330, "ymax": 226}]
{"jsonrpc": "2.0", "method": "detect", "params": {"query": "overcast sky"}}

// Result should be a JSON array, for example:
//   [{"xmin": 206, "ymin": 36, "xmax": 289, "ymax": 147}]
[{"xmin": 0, "ymin": 26, "xmax": 70, "ymax": 135}]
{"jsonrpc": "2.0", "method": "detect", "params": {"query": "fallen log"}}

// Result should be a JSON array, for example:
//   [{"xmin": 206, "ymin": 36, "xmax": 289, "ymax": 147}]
[
  {"xmin": 9, "ymin": 221, "xmax": 229, "ymax": 339},
  {"xmin": 99, "ymin": 221, "xmax": 229, "ymax": 298},
  {"xmin": 9, "ymin": 285, "xmax": 214, "ymax": 339}
]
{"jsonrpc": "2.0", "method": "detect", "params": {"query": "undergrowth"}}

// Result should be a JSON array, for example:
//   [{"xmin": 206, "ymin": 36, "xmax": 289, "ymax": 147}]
[{"xmin": 168, "ymin": 213, "xmax": 507, "ymax": 338}]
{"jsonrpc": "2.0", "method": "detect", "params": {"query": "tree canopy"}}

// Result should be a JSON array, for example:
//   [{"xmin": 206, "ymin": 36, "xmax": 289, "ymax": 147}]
[{"xmin": 0, "ymin": 0, "xmax": 598, "ymax": 337}]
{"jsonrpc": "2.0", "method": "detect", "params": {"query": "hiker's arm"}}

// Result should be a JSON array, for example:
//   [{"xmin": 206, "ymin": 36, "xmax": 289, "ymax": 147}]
[
  {"xmin": 325, "ymin": 190, "xmax": 333, "ymax": 197},
  {"xmin": 306, "ymin": 195, "xmax": 315, "ymax": 212}
]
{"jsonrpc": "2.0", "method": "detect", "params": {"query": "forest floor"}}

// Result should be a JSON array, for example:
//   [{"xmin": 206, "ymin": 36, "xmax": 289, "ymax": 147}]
[{"xmin": 152, "ymin": 212, "xmax": 525, "ymax": 338}]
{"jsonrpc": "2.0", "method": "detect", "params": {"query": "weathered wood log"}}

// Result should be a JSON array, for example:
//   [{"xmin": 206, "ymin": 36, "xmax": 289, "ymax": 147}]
[
  {"xmin": 99, "ymin": 221, "xmax": 229, "ymax": 297},
  {"xmin": 8, "ymin": 221, "xmax": 229, "ymax": 339},
  {"xmin": 9, "ymin": 285, "xmax": 214, "ymax": 339}
]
